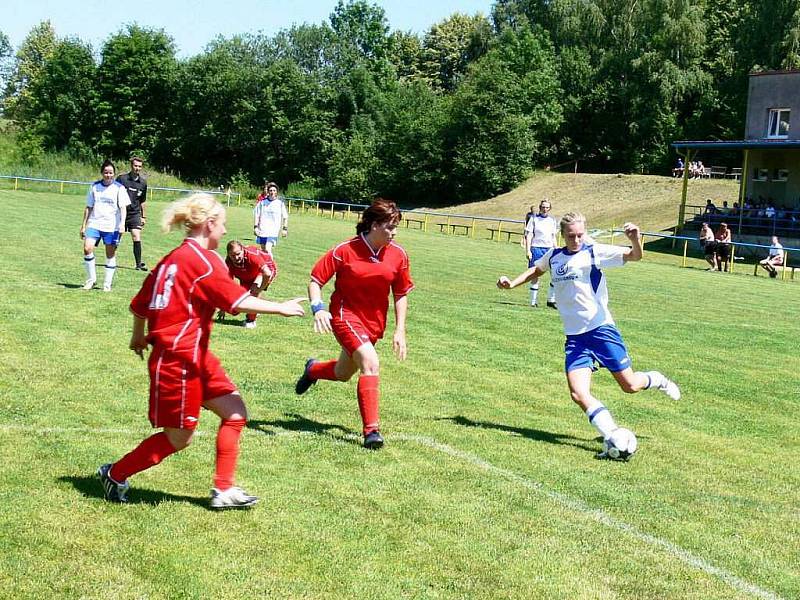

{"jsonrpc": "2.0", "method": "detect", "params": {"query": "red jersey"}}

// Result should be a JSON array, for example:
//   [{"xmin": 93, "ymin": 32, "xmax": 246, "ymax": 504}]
[
  {"xmin": 310, "ymin": 234, "xmax": 414, "ymax": 338},
  {"xmin": 130, "ymin": 238, "xmax": 251, "ymax": 362},
  {"xmin": 225, "ymin": 245, "xmax": 277, "ymax": 285}
]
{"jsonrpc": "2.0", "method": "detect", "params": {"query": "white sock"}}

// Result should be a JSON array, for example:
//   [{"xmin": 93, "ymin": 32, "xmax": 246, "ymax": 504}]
[
  {"xmin": 585, "ymin": 400, "xmax": 617, "ymax": 439},
  {"xmin": 84, "ymin": 254, "xmax": 96, "ymax": 281},
  {"xmin": 104, "ymin": 256, "xmax": 116, "ymax": 287},
  {"xmin": 530, "ymin": 284, "xmax": 539, "ymax": 305},
  {"xmin": 643, "ymin": 371, "xmax": 666, "ymax": 390},
  {"xmin": 547, "ymin": 283, "xmax": 555, "ymax": 302}
]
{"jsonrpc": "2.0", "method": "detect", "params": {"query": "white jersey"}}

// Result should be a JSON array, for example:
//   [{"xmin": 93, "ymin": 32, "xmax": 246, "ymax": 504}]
[
  {"xmin": 86, "ymin": 180, "xmax": 130, "ymax": 232},
  {"xmin": 535, "ymin": 243, "xmax": 626, "ymax": 335},
  {"xmin": 254, "ymin": 198, "xmax": 288, "ymax": 237},
  {"xmin": 769, "ymin": 242, "xmax": 784, "ymax": 257},
  {"xmin": 524, "ymin": 214, "xmax": 558, "ymax": 248}
]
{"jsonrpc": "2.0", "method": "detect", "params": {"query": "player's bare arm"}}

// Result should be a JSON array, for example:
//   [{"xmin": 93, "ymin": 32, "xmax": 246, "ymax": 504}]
[
  {"xmin": 622, "ymin": 222, "xmax": 643, "ymax": 263},
  {"xmin": 129, "ymin": 315, "xmax": 148, "ymax": 359},
  {"xmin": 237, "ymin": 295, "xmax": 306, "ymax": 317},
  {"xmin": 393, "ymin": 295, "xmax": 408, "ymax": 361},
  {"xmin": 497, "ymin": 266, "xmax": 544, "ymax": 289},
  {"xmin": 308, "ymin": 280, "xmax": 333, "ymax": 334}
]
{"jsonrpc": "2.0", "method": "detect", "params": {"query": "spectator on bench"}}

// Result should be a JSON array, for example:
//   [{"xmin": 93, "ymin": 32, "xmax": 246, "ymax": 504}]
[
  {"xmin": 759, "ymin": 236, "xmax": 785, "ymax": 279},
  {"xmin": 703, "ymin": 198, "xmax": 717, "ymax": 215},
  {"xmin": 699, "ymin": 222, "xmax": 718, "ymax": 271},
  {"xmin": 672, "ymin": 158, "xmax": 684, "ymax": 177},
  {"xmin": 715, "ymin": 222, "xmax": 732, "ymax": 272}
]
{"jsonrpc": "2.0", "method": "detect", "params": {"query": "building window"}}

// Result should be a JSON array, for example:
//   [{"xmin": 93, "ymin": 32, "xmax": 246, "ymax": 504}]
[
  {"xmin": 774, "ymin": 169, "xmax": 789, "ymax": 182},
  {"xmin": 767, "ymin": 108, "xmax": 790, "ymax": 138},
  {"xmin": 753, "ymin": 168, "xmax": 768, "ymax": 181}
]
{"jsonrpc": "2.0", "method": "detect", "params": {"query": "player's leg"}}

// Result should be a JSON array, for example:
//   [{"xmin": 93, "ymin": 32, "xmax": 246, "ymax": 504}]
[
  {"xmin": 130, "ymin": 225, "xmax": 146, "ymax": 270},
  {"xmin": 566, "ymin": 367, "xmax": 618, "ymax": 440},
  {"xmin": 102, "ymin": 234, "xmax": 119, "ymax": 291},
  {"xmin": 295, "ymin": 316, "xmax": 363, "ymax": 394},
  {"xmin": 527, "ymin": 251, "xmax": 539, "ymax": 306},
  {"xmin": 613, "ymin": 368, "xmax": 681, "ymax": 400},
  {"xmin": 82, "ymin": 234, "xmax": 98, "ymax": 288},
  {"xmin": 351, "ymin": 342, "xmax": 383, "ymax": 448}
]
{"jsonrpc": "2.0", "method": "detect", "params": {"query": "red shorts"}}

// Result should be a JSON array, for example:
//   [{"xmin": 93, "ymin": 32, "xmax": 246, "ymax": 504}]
[
  {"xmin": 148, "ymin": 347, "xmax": 237, "ymax": 429},
  {"xmin": 332, "ymin": 314, "xmax": 381, "ymax": 356}
]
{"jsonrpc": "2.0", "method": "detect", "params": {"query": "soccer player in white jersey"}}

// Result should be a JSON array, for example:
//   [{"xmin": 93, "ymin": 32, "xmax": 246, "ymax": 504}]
[
  {"xmin": 253, "ymin": 181, "xmax": 288, "ymax": 254},
  {"xmin": 498, "ymin": 212, "xmax": 680, "ymax": 459},
  {"xmin": 79, "ymin": 160, "xmax": 130, "ymax": 291},
  {"xmin": 522, "ymin": 198, "xmax": 558, "ymax": 308}
]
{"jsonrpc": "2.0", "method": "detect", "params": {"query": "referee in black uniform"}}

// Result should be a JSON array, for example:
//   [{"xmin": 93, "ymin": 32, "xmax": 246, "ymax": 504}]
[{"xmin": 117, "ymin": 156, "xmax": 148, "ymax": 270}]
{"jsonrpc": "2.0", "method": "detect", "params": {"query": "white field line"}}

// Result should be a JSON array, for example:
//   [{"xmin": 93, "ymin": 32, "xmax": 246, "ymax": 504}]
[{"xmin": 0, "ymin": 423, "xmax": 785, "ymax": 600}]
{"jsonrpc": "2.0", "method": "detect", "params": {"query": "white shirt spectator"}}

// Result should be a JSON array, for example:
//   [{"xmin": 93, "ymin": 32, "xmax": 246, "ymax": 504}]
[
  {"xmin": 524, "ymin": 214, "xmax": 558, "ymax": 248},
  {"xmin": 254, "ymin": 197, "xmax": 288, "ymax": 238},
  {"xmin": 535, "ymin": 243, "xmax": 626, "ymax": 335}
]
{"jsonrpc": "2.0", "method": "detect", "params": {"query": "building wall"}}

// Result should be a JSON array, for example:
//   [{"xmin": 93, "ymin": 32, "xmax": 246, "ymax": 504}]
[
  {"xmin": 745, "ymin": 150, "xmax": 800, "ymax": 207},
  {"xmin": 745, "ymin": 72, "xmax": 800, "ymax": 141}
]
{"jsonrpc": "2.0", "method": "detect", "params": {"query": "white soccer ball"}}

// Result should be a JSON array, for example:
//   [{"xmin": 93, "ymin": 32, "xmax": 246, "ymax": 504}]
[{"xmin": 603, "ymin": 428, "xmax": 638, "ymax": 460}]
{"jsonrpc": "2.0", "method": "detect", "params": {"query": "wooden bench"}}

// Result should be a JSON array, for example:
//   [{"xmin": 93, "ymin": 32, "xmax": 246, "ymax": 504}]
[
  {"xmin": 437, "ymin": 223, "xmax": 472, "ymax": 236},
  {"xmin": 487, "ymin": 227, "xmax": 524, "ymax": 242},
  {"xmin": 753, "ymin": 259, "xmax": 797, "ymax": 279},
  {"xmin": 404, "ymin": 217, "xmax": 425, "ymax": 230},
  {"xmin": 726, "ymin": 167, "xmax": 742, "ymax": 180},
  {"xmin": 700, "ymin": 166, "xmax": 712, "ymax": 178},
  {"xmin": 710, "ymin": 166, "xmax": 727, "ymax": 178}
]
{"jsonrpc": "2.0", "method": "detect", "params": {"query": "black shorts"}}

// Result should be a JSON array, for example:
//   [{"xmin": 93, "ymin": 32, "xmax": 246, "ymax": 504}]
[
  {"xmin": 716, "ymin": 243, "xmax": 730, "ymax": 259},
  {"xmin": 702, "ymin": 241, "xmax": 717, "ymax": 256},
  {"xmin": 125, "ymin": 213, "xmax": 143, "ymax": 231}
]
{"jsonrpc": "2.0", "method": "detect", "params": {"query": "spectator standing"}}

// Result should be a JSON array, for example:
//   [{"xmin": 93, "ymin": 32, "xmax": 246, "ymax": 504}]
[
  {"xmin": 759, "ymin": 236, "xmax": 785, "ymax": 278},
  {"xmin": 522, "ymin": 199, "xmax": 558, "ymax": 308},
  {"xmin": 224, "ymin": 240, "xmax": 278, "ymax": 329},
  {"xmin": 496, "ymin": 214, "xmax": 680, "ymax": 459},
  {"xmin": 673, "ymin": 158, "xmax": 684, "ymax": 177},
  {"xmin": 253, "ymin": 182, "xmax": 288, "ymax": 254},
  {"xmin": 294, "ymin": 199, "xmax": 414, "ymax": 449},
  {"xmin": 715, "ymin": 223, "xmax": 732, "ymax": 272},
  {"xmin": 117, "ymin": 156, "xmax": 149, "ymax": 271},
  {"xmin": 703, "ymin": 199, "xmax": 717, "ymax": 215},
  {"xmin": 97, "ymin": 193, "xmax": 305, "ymax": 508},
  {"xmin": 80, "ymin": 159, "xmax": 129, "ymax": 291},
  {"xmin": 699, "ymin": 222, "xmax": 718, "ymax": 271}
]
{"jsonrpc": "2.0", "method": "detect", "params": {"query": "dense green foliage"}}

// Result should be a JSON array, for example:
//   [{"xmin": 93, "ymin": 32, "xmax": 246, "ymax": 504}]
[
  {"xmin": 0, "ymin": 189, "xmax": 798, "ymax": 598},
  {"xmin": 2, "ymin": 0, "xmax": 800, "ymax": 203}
]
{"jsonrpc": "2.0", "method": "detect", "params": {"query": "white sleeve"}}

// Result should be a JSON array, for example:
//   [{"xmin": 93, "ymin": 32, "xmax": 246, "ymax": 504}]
[
  {"xmin": 534, "ymin": 248, "xmax": 554, "ymax": 272},
  {"xmin": 591, "ymin": 243, "xmax": 626, "ymax": 269},
  {"xmin": 524, "ymin": 217, "xmax": 533, "ymax": 234},
  {"xmin": 282, "ymin": 201, "xmax": 288, "ymax": 222},
  {"xmin": 86, "ymin": 186, "xmax": 94, "ymax": 208},
  {"xmin": 117, "ymin": 185, "xmax": 131, "ymax": 208}
]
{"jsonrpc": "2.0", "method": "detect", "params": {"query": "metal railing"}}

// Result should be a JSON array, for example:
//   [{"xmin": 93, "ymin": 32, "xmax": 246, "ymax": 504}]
[{"xmin": 0, "ymin": 174, "xmax": 243, "ymax": 205}]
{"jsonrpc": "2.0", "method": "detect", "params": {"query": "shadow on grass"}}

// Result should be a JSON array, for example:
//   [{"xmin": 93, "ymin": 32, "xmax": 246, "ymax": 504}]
[
  {"xmin": 59, "ymin": 475, "xmax": 210, "ymax": 508},
  {"xmin": 439, "ymin": 415, "xmax": 598, "ymax": 454},
  {"xmin": 247, "ymin": 413, "xmax": 361, "ymax": 447},
  {"xmin": 58, "ymin": 282, "xmax": 86, "ymax": 289}
]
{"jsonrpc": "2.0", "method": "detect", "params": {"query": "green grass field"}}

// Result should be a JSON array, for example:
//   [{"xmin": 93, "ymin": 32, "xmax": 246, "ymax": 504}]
[{"xmin": 0, "ymin": 189, "xmax": 797, "ymax": 599}]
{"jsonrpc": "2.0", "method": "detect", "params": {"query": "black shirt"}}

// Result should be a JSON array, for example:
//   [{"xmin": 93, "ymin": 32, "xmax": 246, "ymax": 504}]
[{"xmin": 116, "ymin": 172, "xmax": 148, "ymax": 214}]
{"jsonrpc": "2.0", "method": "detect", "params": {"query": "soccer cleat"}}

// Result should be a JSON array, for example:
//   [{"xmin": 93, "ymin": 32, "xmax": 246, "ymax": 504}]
[
  {"xmin": 546, "ymin": 301, "xmax": 558, "ymax": 309},
  {"xmin": 769, "ymin": 271, "xmax": 778, "ymax": 278},
  {"xmin": 530, "ymin": 303, "xmax": 538, "ymax": 308},
  {"xmin": 294, "ymin": 358, "xmax": 318, "ymax": 395},
  {"xmin": 82, "ymin": 279, "xmax": 96, "ymax": 290},
  {"xmin": 210, "ymin": 486, "xmax": 259, "ymax": 510},
  {"xmin": 97, "ymin": 463, "xmax": 130, "ymax": 503},
  {"xmin": 136, "ymin": 263, "xmax": 148, "ymax": 272},
  {"xmin": 363, "ymin": 430, "xmax": 384, "ymax": 450},
  {"xmin": 595, "ymin": 450, "xmax": 629, "ymax": 462},
  {"xmin": 102, "ymin": 284, "xmax": 113, "ymax": 292},
  {"xmin": 243, "ymin": 320, "xmax": 257, "ymax": 329},
  {"xmin": 658, "ymin": 378, "xmax": 681, "ymax": 400}
]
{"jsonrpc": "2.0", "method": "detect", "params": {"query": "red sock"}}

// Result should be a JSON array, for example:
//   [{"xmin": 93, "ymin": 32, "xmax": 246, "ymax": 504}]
[
  {"xmin": 110, "ymin": 432, "xmax": 177, "ymax": 482},
  {"xmin": 214, "ymin": 418, "xmax": 246, "ymax": 491},
  {"xmin": 309, "ymin": 360, "xmax": 338, "ymax": 381},
  {"xmin": 357, "ymin": 374, "xmax": 380, "ymax": 434}
]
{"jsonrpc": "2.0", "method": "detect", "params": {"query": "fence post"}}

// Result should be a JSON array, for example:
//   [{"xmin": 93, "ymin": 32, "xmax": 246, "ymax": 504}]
[
  {"xmin": 330, "ymin": 204, "xmax": 335, "ymax": 219},
  {"xmin": 782, "ymin": 251, "xmax": 789, "ymax": 281},
  {"xmin": 423, "ymin": 214, "xmax": 429, "ymax": 232},
  {"xmin": 347, "ymin": 205, "xmax": 351, "ymax": 220},
  {"xmin": 497, "ymin": 220, "xmax": 503, "ymax": 241},
  {"xmin": 640, "ymin": 234, "xmax": 645, "ymax": 257},
  {"xmin": 445, "ymin": 216, "xmax": 451, "ymax": 234},
  {"xmin": 730, "ymin": 244, "xmax": 735, "ymax": 273},
  {"xmin": 14, "ymin": 177, "xmax": 18, "ymax": 191},
  {"xmin": 60, "ymin": 182, "xmax": 64, "ymax": 194},
  {"xmin": 682, "ymin": 240, "xmax": 688, "ymax": 268},
  {"xmin": 470, "ymin": 218, "xmax": 476, "ymax": 238},
  {"xmin": 610, "ymin": 225, "xmax": 616, "ymax": 245}
]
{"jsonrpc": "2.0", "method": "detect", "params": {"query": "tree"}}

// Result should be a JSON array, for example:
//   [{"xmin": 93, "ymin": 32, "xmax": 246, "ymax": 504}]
[
  {"xmin": 95, "ymin": 25, "xmax": 178, "ymax": 163},
  {"xmin": 420, "ymin": 13, "xmax": 492, "ymax": 91},
  {"xmin": 0, "ymin": 31, "xmax": 12, "ymax": 107},
  {"xmin": 2, "ymin": 21, "xmax": 56, "ymax": 121}
]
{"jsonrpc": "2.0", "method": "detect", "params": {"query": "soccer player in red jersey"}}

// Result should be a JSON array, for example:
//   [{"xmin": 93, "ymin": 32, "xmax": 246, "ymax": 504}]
[
  {"xmin": 97, "ymin": 193, "xmax": 305, "ymax": 509},
  {"xmin": 294, "ymin": 198, "xmax": 414, "ymax": 449},
  {"xmin": 224, "ymin": 240, "xmax": 278, "ymax": 329}
]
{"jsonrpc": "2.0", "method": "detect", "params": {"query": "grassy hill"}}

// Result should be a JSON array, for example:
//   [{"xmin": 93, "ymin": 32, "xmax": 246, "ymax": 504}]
[{"xmin": 437, "ymin": 171, "xmax": 740, "ymax": 233}]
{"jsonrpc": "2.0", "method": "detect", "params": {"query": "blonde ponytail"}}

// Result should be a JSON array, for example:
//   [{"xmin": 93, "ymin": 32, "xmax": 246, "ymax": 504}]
[
  {"xmin": 559, "ymin": 211, "xmax": 587, "ymax": 234},
  {"xmin": 161, "ymin": 193, "xmax": 225, "ymax": 234}
]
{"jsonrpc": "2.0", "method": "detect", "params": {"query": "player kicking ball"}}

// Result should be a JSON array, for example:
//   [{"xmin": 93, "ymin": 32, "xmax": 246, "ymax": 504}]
[{"xmin": 497, "ymin": 213, "xmax": 680, "ymax": 460}]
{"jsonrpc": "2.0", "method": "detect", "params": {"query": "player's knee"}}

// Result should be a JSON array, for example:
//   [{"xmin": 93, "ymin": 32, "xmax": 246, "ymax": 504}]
[
  {"xmin": 165, "ymin": 429, "xmax": 194, "ymax": 450},
  {"xmin": 619, "ymin": 382, "xmax": 638, "ymax": 394},
  {"xmin": 569, "ymin": 389, "xmax": 587, "ymax": 405}
]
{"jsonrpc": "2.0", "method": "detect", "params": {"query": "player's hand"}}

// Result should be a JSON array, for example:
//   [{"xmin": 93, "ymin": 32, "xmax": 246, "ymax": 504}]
[
  {"xmin": 393, "ymin": 329, "xmax": 407, "ymax": 361},
  {"xmin": 280, "ymin": 297, "xmax": 306, "ymax": 317},
  {"xmin": 216, "ymin": 310, "xmax": 225, "ymax": 321},
  {"xmin": 79, "ymin": 227, "xmax": 85, "ymax": 240},
  {"xmin": 281, "ymin": 227, "xmax": 288, "ymax": 238},
  {"xmin": 497, "ymin": 276, "xmax": 512, "ymax": 289},
  {"xmin": 140, "ymin": 216, "xmax": 146, "ymax": 229},
  {"xmin": 313, "ymin": 309, "xmax": 333, "ymax": 334},
  {"xmin": 526, "ymin": 250, "xmax": 532, "ymax": 260},
  {"xmin": 249, "ymin": 283, "xmax": 261, "ymax": 296},
  {"xmin": 623, "ymin": 222, "xmax": 640, "ymax": 241},
  {"xmin": 129, "ymin": 333, "xmax": 148, "ymax": 359}
]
